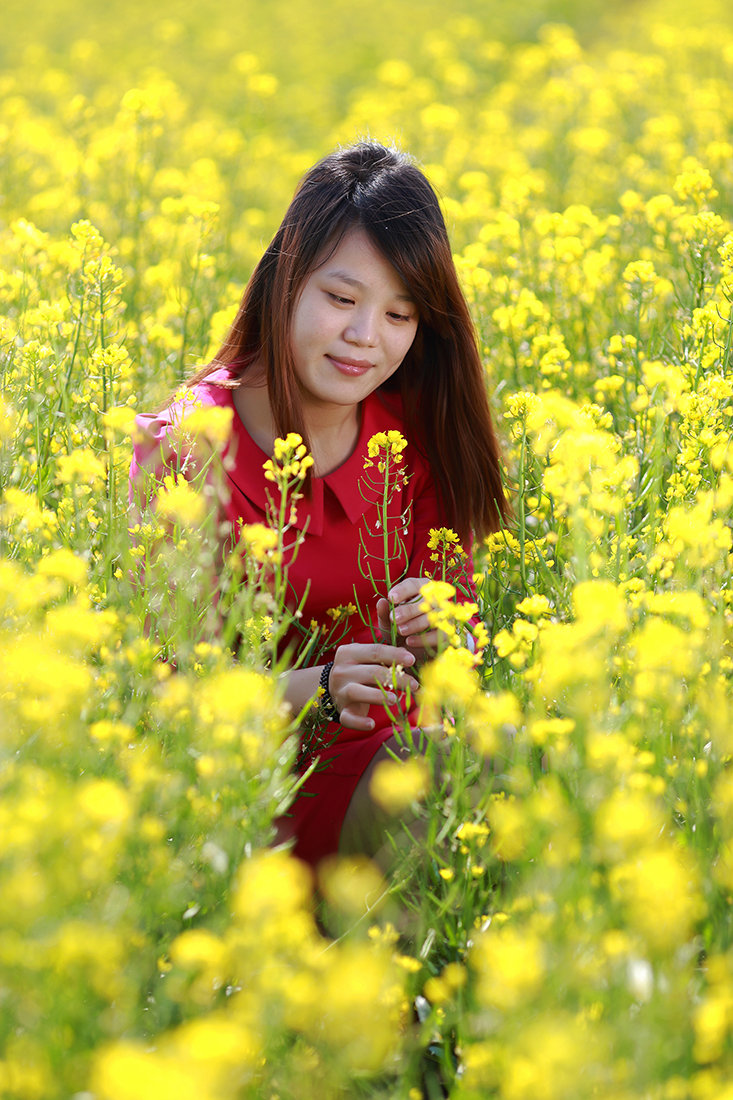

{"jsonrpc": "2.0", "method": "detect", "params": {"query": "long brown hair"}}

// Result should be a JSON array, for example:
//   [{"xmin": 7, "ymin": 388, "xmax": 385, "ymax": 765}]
[{"xmin": 192, "ymin": 141, "xmax": 508, "ymax": 541}]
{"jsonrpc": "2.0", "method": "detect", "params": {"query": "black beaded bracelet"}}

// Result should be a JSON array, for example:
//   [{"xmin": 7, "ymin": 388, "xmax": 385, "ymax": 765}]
[{"xmin": 318, "ymin": 660, "xmax": 340, "ymax": 722}]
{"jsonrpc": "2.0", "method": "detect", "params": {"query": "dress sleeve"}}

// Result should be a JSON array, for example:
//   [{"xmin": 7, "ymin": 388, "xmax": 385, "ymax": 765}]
[
  {"xmin": 128, "ymin": 393, "xmax": 230, "ymax": 524},
  {"xmin": 128, "ymin": 411, "xmax": 179, "ymax": 514},
  {"xmin": 126, "ymin": 394, "xmax": 233, "ymax": 647}
]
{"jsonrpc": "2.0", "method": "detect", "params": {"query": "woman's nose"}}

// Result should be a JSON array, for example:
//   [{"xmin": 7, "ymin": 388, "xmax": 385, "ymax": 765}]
[{"xmin": 344, "ymin": 310, "xmax": 378, "ymax": 347}]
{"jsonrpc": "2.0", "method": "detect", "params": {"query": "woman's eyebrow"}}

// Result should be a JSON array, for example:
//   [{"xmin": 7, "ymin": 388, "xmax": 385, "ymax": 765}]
[{"xmin": 325, "ymin": 269, "xmax": 414, "ymax": 302}]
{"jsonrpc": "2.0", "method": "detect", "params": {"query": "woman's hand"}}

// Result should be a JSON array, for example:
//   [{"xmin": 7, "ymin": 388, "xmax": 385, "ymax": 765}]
[
  {"xmin": 329, "ymin": 642, "xmax": 419, "ymax": 731},
  {"xmin": 377, "ymin": 577, "xmax": 443, "ymax": 660}
]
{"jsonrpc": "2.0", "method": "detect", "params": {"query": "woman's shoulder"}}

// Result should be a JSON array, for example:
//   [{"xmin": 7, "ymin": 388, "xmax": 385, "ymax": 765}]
[
  {"xmin": 130, "ymin": 367, "xmax": 236, "ymax": 473},
  {"xmin": 160, "ymin": 366, "xmax": 236, "ymax": 424}
]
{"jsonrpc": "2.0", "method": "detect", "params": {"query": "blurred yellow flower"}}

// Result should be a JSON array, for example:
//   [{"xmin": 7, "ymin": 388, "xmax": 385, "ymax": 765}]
[
  {"xmin": 232, "ymin": 850, "xmax": 312, "ymax": 924},
  {"xmin": 0, "ymin": 396, "xmax": 15, "ymax": 443},
  {"xmin": 155, "ymin": 472, "xmax": 207, "ymax": 527},
  {"xmin": 182, "ymin": 405, "xmax": 233, "ymax": 447},
  {"xmin": 102, "ymin": 405, "xmax": 138, "ymax": 440},
  {"xmin": 77, "ymin": 779, "xmax": 132, "ymax": 830},
  {"xmin": 318, "ymin": 855, "xmax": 387, "ymax": 917},
  {"xmin": 169, "ymin": 929, "xmax": 226, "ymax": 970},
  {"xmin": 369, "ymin": 755, "xmax": 430, "ymax": 814},
  {"xmin": 487, "ymin": 794, "xmax": 527, "ymax": 861},
  {"xmin": 56, "ymin": 448, "xmax": 106, "ymax": 489},
  {"xmin": 236, "ymin": 521, "xmax": 279, "ymax": 563},
  {"xmin": 92, "ymin": 1042, "xmax": 203, "ymax": 1100},
  {"xmin": 609, "ymin": 841, "xmax": 705, "ymax": 952},
  {"xmin": 594, "ymin": 789, "xmax": 666, "ymax": 861},
  {"xmin": 36, "ymin": 547, "xmax": 87, "ymax": 587},
  {"xmin": 420, "ymin": 645, "xmax": 478, "ymax": 719},
  {"xmin": 470, "ymin": 923, "xmax": 545, "ymax": 1010}
]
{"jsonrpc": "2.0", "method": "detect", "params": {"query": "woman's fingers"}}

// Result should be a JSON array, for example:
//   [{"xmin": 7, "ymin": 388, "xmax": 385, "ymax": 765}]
[
  {"xmin": 385, "ymin": 578, "xmax": 431, "ymax": 636},
  {"xmin": 335, "ymin": 642, "xmax": 416, "ymax": 668},
  {"xmin": 342, "ymin": 682, "xmax": 399, "ymax": 707},
  {"xmin": 393, "ymin": 607, "xmax": 431, "ymax": 637},
  {"xmin": 337, "ymin": 681, "xmax": 405, "ymax": 731},
  {"xmin": 380, "ymin": 598, "xmax": 438, "ymax": 653},
  {"xmin": 328, "ymin": 642, "xmax": 420, "ymax": 723},
  {"xmin": 376, "ymin": 597, "xmax": 391, "ymax": 637},
  {"xmin": 387, "ymin": 577, "xmax": 428, "ymax": 605},
  {"xmin": 404, "ymin": 627, "xmax": 442, "ymax": 650},
  {"xmin": 333, "ymin": 661, "xmax": 419, "ymax": 697},
  {"xmin": 334, "ymin": 708, "xmax": 372, "ymax": 734},
  {"xmin": 334, "ymin": 683, "xmax": 401, "ymax": 733}
]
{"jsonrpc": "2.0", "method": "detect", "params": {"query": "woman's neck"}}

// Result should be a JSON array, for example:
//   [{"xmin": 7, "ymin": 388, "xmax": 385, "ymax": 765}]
[
  {"xmin": 232, "ymin": 379, "xmax": 361, "ymax": 477},
  {"xmin": 306, "ymin": 402, "xmax": 362, "ymax": 475}
]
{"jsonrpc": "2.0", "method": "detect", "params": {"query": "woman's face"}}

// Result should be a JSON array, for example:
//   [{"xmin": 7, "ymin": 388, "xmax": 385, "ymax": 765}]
[{"xmin": 289, "ymin": 227, "xmax": 418, "ymax": 416}]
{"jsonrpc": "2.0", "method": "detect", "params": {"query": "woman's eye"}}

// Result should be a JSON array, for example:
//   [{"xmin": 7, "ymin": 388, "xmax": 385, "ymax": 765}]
[
  {"xmin": 327, "ymin": 292, "xmax": 353, "ymax": 305},
  {"xmin": 389, "ymin": 311, "xmax": 412, "ymax": 323}
]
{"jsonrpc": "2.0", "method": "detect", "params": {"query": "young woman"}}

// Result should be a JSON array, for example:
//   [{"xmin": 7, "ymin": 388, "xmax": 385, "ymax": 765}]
[{"xmin": 131, "ymin": 141, "xmax": 508, "ymax": 868}]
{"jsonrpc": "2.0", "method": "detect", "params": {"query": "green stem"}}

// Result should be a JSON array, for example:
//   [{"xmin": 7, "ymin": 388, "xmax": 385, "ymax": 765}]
[
  {"xmin": 38, "ymin": 263, "xmax": 87, "ymax": 474},
  {"xmin": 518, "ymin": 429, "xmax": 528, "ymax": 592}
]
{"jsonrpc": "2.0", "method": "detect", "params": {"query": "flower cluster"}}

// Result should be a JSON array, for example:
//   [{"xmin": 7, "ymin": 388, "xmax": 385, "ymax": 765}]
[
  {"xmin": 357, "ymin": 431, "xmax": 412, "ymax": 628},
  {"xmin": 363, "ymin": 428, "xmax": 408, "ymax": 473},
  {"xmin": 427, "ymin": 525, "xmax": 467, "ymax": 582},
  {"xmin": 263, "ymin": 432, "xmax": 314, "ymax": 486},
  {"xmin": 419, "ymin": 578, "xmax": 484, "ymax": 650}
]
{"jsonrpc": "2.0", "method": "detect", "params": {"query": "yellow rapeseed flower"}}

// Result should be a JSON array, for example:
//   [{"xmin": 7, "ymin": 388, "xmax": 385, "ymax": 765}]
[
  {"xmin": 56, "ymin": 448, "xmax": 107, "ymax": 489},
  {"xmin": 609, "ymin": 841, "xmax": 705, "ymax": 952},
  {"xmin": 36, "ymin": 547, "xmax": 87, "ymax": 587},
  {"xmin": 0, "ymin": 396, "xmax": 15, "ymax": 443},
  {"xmin": 419, "ymin": 578, "xmax": 478, "ymax": 647},
  {"xmin": 515, "ymin": 594, "xmax": 552, "ymax": 618},
  {"xmin": 369, "ymin": 756, "xmax": 430, "ymax": 814},
  {"xmin": 470, "ymin": 923, "xmax": 545, "ymax": 1010},
  {"xmin": 318, "ymin": 855, "xmax": 387, "ymax": 917},
  {"xmin": 236, "ymin": 521, "xmax": 279, "ymax": 563},
  {"xmin": 155, "ymin": 472, "xmax": 207, "ymax": 527},
  {"xmin": 419, "ymin": 646, "xmax": 478, "ymax": 719},
  {"xmin": 263, "ymin": 433, "xmax": 314, "ymax": 483},
  {"xmin": 673, "ymin": 156, "xmax": 718, "ymax": 205}
]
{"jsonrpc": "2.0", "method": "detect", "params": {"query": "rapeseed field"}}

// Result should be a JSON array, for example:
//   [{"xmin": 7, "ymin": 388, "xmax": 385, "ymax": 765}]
[{"xmin": 2, "ymin": 0, "xmax": 733, "ymax": 1096}]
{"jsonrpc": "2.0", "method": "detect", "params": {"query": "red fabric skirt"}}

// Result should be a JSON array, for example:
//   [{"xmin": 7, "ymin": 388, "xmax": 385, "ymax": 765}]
[{"xmin": 275, "ymin": 703, "xmax": 411, "ymax": 866}]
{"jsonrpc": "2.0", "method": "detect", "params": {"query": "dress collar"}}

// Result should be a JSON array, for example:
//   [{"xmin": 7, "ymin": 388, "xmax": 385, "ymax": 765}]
[
  {"xmin": 322, "ymin": 393, "xmax": 396, "ymax": 524},
  {"xmin": 212, "ymin": 370, "xmax": 405, "ymax": 534}
]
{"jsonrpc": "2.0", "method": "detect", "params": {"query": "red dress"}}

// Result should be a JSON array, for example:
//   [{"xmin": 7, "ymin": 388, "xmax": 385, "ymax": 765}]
[{"xmin": 130, "ymin": 367, "xmax": 473, "ymax": 865}]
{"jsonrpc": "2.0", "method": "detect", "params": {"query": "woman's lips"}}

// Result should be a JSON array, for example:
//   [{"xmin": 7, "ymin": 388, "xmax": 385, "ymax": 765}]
[{"xmin": 327, "ymin": 355, "xmax": 374, "ymax": 376}]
